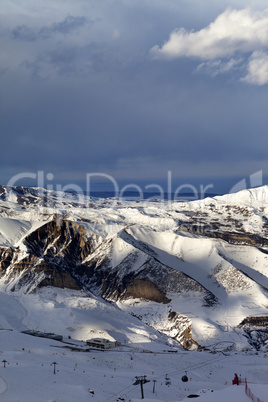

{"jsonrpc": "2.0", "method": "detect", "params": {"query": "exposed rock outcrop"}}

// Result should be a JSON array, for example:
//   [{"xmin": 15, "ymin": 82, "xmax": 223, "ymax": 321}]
[
  {"xmin": 119, "ymin": 278, "xmax": 171, "ymax": 304},
  {"xmin": 157, "ymin": 311, "xmax": 197, "ymax": 350},
  {"xmin": 238, "ymin": 316, "xmax": 268, "ymax": 351},
  {"xmin": 0, "ymin": 247, "xmax": 13, "ymax": 272},
  {"xmin": 0, "ymin": 219, "xmax": 96, "ymax": 291},
  {"xmin": 178, "ymin": 224, "xmax": 268, "ymax": 248}
]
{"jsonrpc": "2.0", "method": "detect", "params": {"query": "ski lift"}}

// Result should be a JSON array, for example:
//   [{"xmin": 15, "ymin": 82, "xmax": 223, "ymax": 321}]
[{"xmin": 181, "ymin": 371, "xmax": 188, "ymax": 382}]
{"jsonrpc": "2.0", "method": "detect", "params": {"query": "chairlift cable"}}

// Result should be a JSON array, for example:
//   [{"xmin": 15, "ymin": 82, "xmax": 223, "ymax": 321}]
[
  {"xmin": 104, "ymin": 351, "xmax": 230, "ymax": 400},
  {"xmin": 103, "ymin": 383, "xmax": 137, "ymax": 402},
  {"xmin": 152, "ymin": 353, "xmax": 229, "ymax": 382}
]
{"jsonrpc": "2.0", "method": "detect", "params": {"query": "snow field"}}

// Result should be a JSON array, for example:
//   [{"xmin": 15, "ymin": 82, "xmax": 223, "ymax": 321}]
[
  {"xmin": 1, "ymin": 288, "xmax": 268, "ymax": 401},
  {"xmin": 1, "ymin": 186, "xmax": 268, "ymax": 400},
  {"xmin": 1, "ymin": 329, "xmax": 268, "ymax": 401}
]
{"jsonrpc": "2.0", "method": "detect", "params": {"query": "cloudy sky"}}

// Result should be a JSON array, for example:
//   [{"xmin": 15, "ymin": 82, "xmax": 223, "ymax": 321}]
[{"xmin": 1, "ymin": 0, "xmax": 268, "ymax": 194}]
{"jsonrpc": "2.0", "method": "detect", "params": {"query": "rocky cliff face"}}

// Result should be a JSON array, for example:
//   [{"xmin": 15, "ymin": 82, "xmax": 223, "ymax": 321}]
[
  {"xmin": 0, "ymin": 247, "xmax": 13, "ymax": 272},
  {"xmin": 0, "ymin": 219, "xmax": 97, "ymax": 292},
  {"xmin": 179, "ymin": 223, "xmax": 268, "ymax": 248},
  {"xmin": 162, "ymin": 311, "xmax": 195, "ymax": 349},
  {"xmin": 0, "ymin": 215, "xmax": 199, "ymax": 347},
  {"xmin": 83, "ymin": 241, "xmax": 215, "ymax": 307},
  {"xmin": 238, "ymin": 316, "xmax": 268, "ymax": 351},
  {"xmin": 0, "ymin": 217, "xmax": 187, "ymax": 304}
]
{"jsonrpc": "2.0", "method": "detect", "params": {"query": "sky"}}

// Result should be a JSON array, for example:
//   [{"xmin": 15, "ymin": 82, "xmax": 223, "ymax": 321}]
[{"xmin": 1, "ymin": 0, "xmax": 268, "ymax": 195}]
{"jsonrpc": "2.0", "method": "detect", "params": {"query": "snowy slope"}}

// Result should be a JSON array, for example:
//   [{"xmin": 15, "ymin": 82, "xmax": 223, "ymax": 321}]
[
  {"xmin": 0, "ymin": 185, "xmax": 268, "ymax": 401},
  {"xmin": 0, "ymin": 184, "xmax": 268, "ymax": 353},
  {"xmin": 0, "ymin": 287, "xmax": 268, "ymax": 402},
  {"xmin": 0, "ymin": 317, "xmax": 268, "ymax": 401}
]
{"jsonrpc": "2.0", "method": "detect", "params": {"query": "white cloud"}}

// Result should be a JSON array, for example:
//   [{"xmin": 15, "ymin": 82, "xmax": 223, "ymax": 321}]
[
  {"xmin": 151, "ymin": 7, "xmax": 268, "ymax": 85},
  {"xmin": 196, "ymin": 58, "xmax": 243, "ymax": 77},
  {"xmin": 241, "ymin": 51, "xmax": 268, "ymax": 85}
]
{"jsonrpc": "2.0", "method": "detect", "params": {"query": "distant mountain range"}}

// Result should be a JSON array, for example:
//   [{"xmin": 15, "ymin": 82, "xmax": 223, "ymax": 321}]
[{"xmin": 0, "ymin": 184, "xmax": 268, "ymax": 351}]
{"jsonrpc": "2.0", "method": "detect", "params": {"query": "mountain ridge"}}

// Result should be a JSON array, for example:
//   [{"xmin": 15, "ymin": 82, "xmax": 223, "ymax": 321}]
[{"xmin": 0, "ymin": 184, "xmax": 268, "ymax": 351}]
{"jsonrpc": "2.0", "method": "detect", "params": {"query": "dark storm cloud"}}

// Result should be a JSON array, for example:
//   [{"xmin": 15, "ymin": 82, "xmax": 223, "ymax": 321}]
[
  {"xmin": 11, "ymin": 24, "xmax": 37, "ymax": 41},
  {"xmin": 10, "ymin": 16, "xmax": 88, "ymax": 42},
  {"xmin": 39, "ymin": 16, "xmax": 88, "ymax": 37},
  {"xmin": 1, "ymin": 0, "xmax": 268, "ymax": 191},
  {"xmin": 22, "ymin": 42, "xmax": 111, "ymax": 77}
]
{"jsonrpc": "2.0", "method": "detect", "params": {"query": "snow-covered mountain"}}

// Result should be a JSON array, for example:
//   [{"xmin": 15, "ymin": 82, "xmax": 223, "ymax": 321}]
[{"xmin": 0, "ymin": 184, "xmax": 268, "ymax": 352}]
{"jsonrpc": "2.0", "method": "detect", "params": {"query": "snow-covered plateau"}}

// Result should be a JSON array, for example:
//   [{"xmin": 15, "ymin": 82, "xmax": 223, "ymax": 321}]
[{"xmin": 0, "ymin": 184, "xmax": 268, "ymax": 401}]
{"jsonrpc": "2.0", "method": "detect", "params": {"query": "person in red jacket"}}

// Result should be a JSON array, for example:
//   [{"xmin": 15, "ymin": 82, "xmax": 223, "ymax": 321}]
[{"xmin": 232, "ymin": 373, "xmax": 239, "ymax": 385}]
